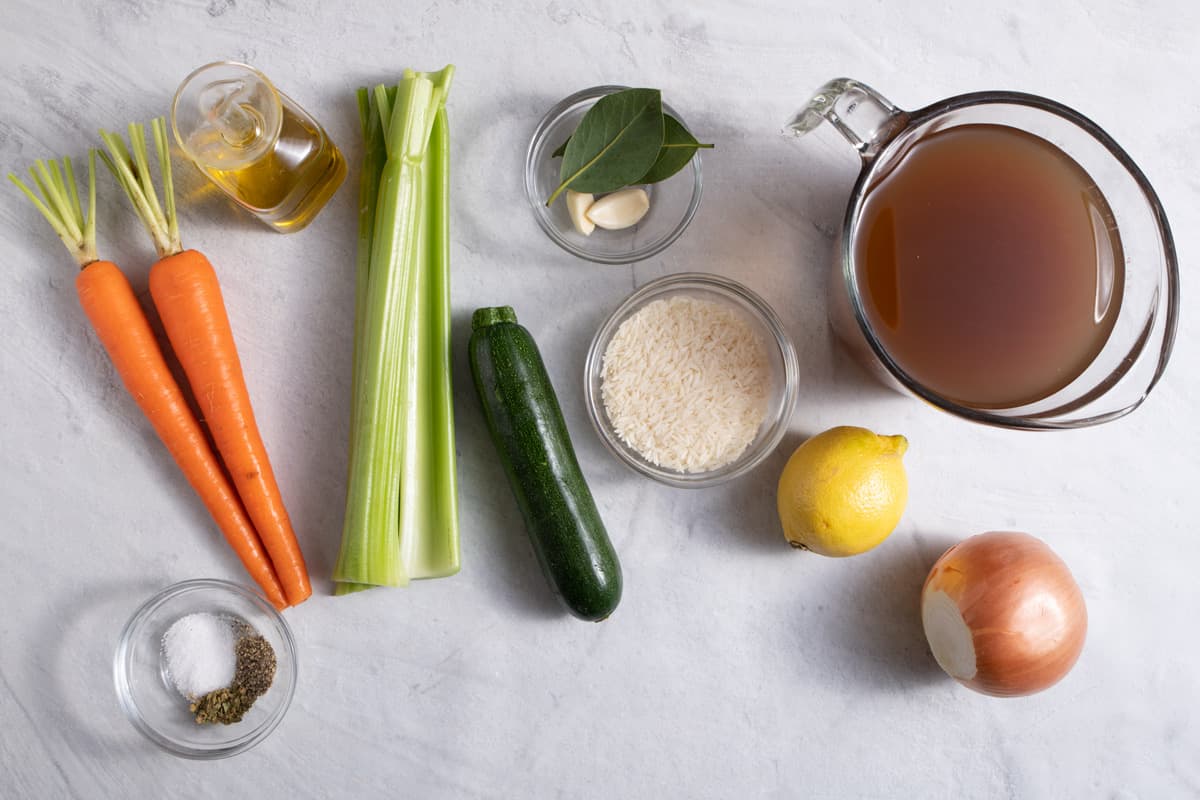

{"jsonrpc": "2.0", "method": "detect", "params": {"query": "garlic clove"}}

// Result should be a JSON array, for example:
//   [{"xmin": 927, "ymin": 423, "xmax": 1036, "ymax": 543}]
[
  {"xmin": 586, "ymin": 188, "xmax": 650, "ymax": 230},
  {"xmin": 566, "ymin": 190, "xmax": 596, "ymax": 236}
]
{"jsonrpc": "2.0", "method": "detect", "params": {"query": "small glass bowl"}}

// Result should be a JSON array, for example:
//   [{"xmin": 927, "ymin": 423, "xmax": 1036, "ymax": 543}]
[
  {"xmin": 525, "ymin": 85, "xmax": 704, "ymax": 264},
  {"xmin": 585, "ymin": 273, "xmax": 799, "ymax": 487},
  {"xmin": 113, "ymin": 579, "xmax": 297, "ymax": 759}
]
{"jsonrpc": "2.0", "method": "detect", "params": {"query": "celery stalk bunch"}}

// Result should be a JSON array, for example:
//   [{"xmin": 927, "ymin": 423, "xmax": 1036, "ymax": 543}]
[{"xmin": 334, "ymin": 66, "xmax": 459, "ymax": 593}]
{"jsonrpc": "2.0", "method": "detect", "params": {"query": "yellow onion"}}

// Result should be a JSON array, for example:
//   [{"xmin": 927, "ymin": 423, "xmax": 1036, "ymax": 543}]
[{"xmin": 921, "ymin": 531, "xmax": 1087, "ymax": 697}]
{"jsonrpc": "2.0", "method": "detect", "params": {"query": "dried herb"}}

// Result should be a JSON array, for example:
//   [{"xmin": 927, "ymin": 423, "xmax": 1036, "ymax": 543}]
[
  {"xmin": 190, "ymin": 631, "xmax": 277, "ymax": 725},
  {"xmin": 636, "ymin": 114, "xmax": 713, "ymax": 184},
  {"xmin": 545, "ymin": 88, "xmax": 664, "ymax": 206},
  {"xmin": 191, "ymin": 686, "xmax": 247, "ymax": 725},
  {"xmin": 552, "ymin": 113, "xmax": 712, "ymax": 183},
  {"xmin": 546, "ymin": 93, "xmax": 712, "ymax": 205}
]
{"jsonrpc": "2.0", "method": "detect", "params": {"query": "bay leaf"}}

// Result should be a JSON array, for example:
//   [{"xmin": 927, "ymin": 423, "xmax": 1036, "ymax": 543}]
[
  {"xmin": 546, "ymin": 88, "xmax": 663, "ymax": 206},
  {"xmin": 636, "ymin": 114, "xmax": 714, "ymax": 184}
]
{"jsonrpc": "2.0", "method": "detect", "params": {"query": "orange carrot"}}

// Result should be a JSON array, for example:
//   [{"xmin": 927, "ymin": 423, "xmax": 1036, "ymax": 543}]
[
  {"xmin": 149, "ymin": 250, "xmax": 311, "ymax": 605},
  {"xmin": 9, "ymin": 153, "xmax": 288, "ymax": 609},
  {"xmin": 77, "ymin": 261, "xmax": 290, "ymax": 610},
  {"xmin": 99, "ymin": 119, "xmax": 312, "ymax": 606}
]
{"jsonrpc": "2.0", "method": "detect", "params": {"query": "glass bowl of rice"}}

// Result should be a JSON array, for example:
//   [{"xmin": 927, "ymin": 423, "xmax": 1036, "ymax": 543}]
[{"xmin": 584, "ymin": 272, "xmax": 799, "ymax": 487}]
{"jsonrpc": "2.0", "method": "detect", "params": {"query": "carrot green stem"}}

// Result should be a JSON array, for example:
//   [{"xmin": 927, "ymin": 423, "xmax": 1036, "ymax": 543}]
[
  {"xmin": 153, "ymin": 119, "xmax": 179, "ymax": 251},
  {"xmin": 85, "ymin": 150, "xmax": 97, "ymax": 250},
  {"xmin": 38, "ymin": 160, "xmax": 83, "ymax": 243},
  {"xmin": 46, "ymin": 161, "xmax": 79, "ymax": 234},
  {"xmin": 12, "ymin": 174, "xmax": 69, "ymax": 242},
  {"xmin": 99, "ymin": 118, "xmax": 182, "ymax": 258},
  {"xmin": 128, "ymin": 123, "xmax": 164, "ymax": 232},
  {"xmin": 63, "ymin": 157, "xmax": 84, "ymax": 227},
  {"xmin": 9, "ymin": 153, "xmax": 97, "ymax": 268}
]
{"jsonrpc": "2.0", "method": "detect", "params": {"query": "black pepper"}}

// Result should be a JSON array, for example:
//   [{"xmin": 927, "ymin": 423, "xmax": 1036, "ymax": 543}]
[{"xmin": 190, "ymin": 630, "xmax": 277, "ymax": 725}]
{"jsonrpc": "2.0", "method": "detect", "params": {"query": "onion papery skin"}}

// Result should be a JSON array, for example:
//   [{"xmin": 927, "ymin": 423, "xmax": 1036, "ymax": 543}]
[{"xmin": 922, "ymin": 531, "xmax": 1087, "ymax": 698}]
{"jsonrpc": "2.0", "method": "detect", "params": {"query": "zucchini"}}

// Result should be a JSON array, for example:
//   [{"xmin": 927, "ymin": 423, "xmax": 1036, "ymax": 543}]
[{"xmin": 468, "ymin": 306, "xmax": 622, "ymax": 621}]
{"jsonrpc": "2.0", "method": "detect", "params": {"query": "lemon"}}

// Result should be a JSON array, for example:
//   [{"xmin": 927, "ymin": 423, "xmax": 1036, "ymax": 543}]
[{"xmin": 776, "ymin": 426, "xmax": 908, "ymax": 557}]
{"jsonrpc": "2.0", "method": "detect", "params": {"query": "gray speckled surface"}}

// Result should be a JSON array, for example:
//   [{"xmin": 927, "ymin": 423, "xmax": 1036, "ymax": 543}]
[{"xmin": 2, "ymin": 1, "xmax": 1198, "ymax": 797}]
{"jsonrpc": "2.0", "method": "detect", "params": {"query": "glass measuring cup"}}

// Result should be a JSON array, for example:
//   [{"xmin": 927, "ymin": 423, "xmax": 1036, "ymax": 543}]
[{"xmin": 789, "ymin": 78, "xmax": 1179, "ymax": 430}]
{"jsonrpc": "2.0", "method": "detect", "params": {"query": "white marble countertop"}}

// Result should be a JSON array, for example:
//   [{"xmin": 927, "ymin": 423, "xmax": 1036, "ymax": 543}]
[{"xmin": 3, "ymin": 1, "xmax": 1198, "ymax": 797}]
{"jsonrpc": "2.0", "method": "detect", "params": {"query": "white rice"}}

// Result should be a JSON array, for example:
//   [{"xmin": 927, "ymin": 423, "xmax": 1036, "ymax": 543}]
[{"xmin": 600, "ymin": 295, "xmax": 770, "ymax": 473}]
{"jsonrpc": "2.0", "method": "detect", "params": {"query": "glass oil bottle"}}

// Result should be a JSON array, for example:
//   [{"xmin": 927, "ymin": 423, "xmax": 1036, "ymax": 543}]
[{"xmin": 171, "ymin": 62, "xmax": 346, "ymax": 232}]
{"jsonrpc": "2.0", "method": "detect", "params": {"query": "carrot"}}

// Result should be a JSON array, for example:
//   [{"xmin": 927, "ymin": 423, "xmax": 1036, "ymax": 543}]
[
  {"xmin": 9, "ymin": 153, "xmax": 289, "ymax": 610},
  {"xmin": 149, "ymin": 250, "xmax": 311, "ymax": 604},
  {"xmin": 77, "ymin": 261, "xmax": 290, "ymax": 609},
  {"xmin": 99, "ymin": 119, "xmax": 312, "ymax": 605}
]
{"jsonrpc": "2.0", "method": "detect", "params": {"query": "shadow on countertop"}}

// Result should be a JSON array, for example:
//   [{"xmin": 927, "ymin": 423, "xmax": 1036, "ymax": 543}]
[
  {"xmin": 721, "ymin": 428, "xmax": 810, "ymax": 553},
  {"xmin": 33, "ymin": 578, "xmax": 164, "ymax": 762},
  {"xmin": 818, "ymin": 530, "xmax": 959, "ymax": 692}
]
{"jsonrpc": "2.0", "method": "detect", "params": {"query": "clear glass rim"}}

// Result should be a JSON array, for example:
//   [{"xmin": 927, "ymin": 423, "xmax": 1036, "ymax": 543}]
[
  {"xmin": 842, "ymin": 90, "xmax": 1180, "ymax": 430},
  {"xmin": 524, "ymin": 85, "xmax": 704, "ymax": 265},
  {"xmin": 584, "ymin": 272, "xmax": 799, "ymax": 487},
  {"xmin": 113, "ymin": 578, "xmax": 298, "ymax": 760},
  {"xmin": 170, "ymin": 60, "xmax": 285, "ymax": 166}
]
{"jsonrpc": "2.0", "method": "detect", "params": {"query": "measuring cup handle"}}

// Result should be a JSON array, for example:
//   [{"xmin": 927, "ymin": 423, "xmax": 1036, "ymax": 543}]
[{"xmin": 786, "ymin": 78, "xmax": 909, "ymax": 160}]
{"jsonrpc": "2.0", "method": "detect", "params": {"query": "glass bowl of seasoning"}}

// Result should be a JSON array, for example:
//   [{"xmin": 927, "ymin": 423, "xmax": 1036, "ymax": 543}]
[
  {"xmin": 113, "ymin": 579, "xmax": 297, "ymax": 759},
  {"xmin": 525, "ymin": 85, "xmax": 704, "ymax": 264},
  {"xmin": 585, "ymin": 272, "xmax": 799, "ymax": 487}
]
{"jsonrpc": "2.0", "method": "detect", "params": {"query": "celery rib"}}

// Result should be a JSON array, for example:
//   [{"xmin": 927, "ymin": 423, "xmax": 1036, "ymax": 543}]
[
  {"xmin": 419, "ymin": 107, "xmax": 461, "ymax": 577},
  {"xmin": 397, "ymin": 107, "xmax": 460, "ymax": 578}
]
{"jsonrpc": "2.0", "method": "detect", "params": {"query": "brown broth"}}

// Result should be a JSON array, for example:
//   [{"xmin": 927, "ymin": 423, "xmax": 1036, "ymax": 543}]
[{"xmin": 854, "ymin": 123, "xmax": 1123, "ymax": 409}]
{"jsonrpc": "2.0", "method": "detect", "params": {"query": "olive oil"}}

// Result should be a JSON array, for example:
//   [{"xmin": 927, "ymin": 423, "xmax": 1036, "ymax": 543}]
[
  {"xmin": 172, "ymin": 62, "xmax": 346, "ymax": 232},
  {"xmin": 855, "ymin": 124, "xmax": 1123, "ymax": 409},
  {"xmin": 189, "ymin": 104, "xmax": 346, "ymax": 231}
]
